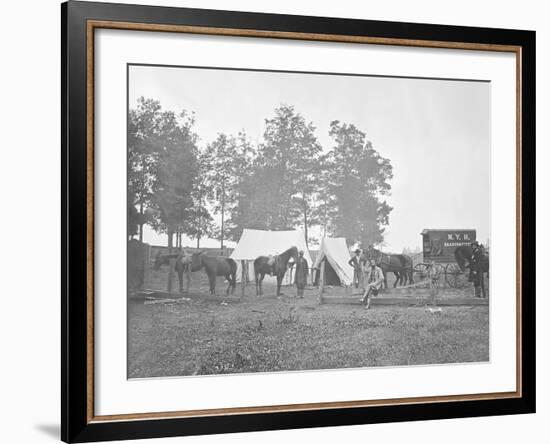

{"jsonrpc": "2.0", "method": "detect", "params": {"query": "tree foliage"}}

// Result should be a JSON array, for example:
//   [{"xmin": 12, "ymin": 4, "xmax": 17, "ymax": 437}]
[
  {"xmin": 128, "ymin": 98, "xmax": 394, "ymax": 250},
  {"xmin": 246, "ymin": 105, "xmax": 323, "ymax": 244},
  {"xmin": 128, "ymin": 97, "xmax": 199, "ymax": 249},
  {"xmin": 323, "ymin": 120, "xmax": 393, "ymax": 246}
]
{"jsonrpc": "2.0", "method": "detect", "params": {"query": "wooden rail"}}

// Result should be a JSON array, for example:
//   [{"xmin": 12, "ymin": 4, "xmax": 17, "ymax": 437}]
[{"xmin": 320, "ymin": 296, "xmax": 488, "ymax": 306}]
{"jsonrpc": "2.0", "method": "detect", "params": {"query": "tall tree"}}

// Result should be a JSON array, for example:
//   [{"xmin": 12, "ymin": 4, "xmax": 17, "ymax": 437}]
[
  {"xmin": 128, "ymin": 97, "xmax": 162, "ymax": 242},
  {"xmin": 325, "ymin": 120, "xmax": 393, "ymax": 247},
  {"xmin": 146, "ymin": 109, "xmax": 199, "ymax": 251},
  {"xmin": 204, "ymin": 131, "xmax": 255, "ymax": 247},
  {"xmin": 253, "ymin": 104, "xmax": 323, "ymax": 241},
  {"xmin": 181, "ymin": 150, "xmax": 215, "ymax": 248},
  {"xmin": 224, "ymin": 131, "xmax": 257, "ymax": 241},
  {"xmin": 312, "ymin": 153, "xmax": 337, "ymax": 239}
]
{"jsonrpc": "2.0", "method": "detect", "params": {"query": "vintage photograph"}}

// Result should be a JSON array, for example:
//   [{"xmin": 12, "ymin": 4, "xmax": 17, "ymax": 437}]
[{"xmin": 127, "ymin": 64, "xmax": 491, "ymax": 379}]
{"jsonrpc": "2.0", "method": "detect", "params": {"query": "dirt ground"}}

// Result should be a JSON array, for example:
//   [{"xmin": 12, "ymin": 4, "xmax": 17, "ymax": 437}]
[{"xmin": 128, "ymin": 272, "xmax": 489, "ymax": 378}]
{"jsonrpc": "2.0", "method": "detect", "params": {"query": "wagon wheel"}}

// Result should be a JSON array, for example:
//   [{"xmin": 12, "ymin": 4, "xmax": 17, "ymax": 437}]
[
  {"xmin": 444, "ymin": 263, "xmax": 469, "ymax": 288},
  {"xmin": 413, "ymin": 263, "xmax": 429, "ymax": 280}
]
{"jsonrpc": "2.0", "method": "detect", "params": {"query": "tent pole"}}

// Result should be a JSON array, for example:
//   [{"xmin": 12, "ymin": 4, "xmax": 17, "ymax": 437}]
[
  {"xmin": 318, "ymin": 259, "xmax": 325, "ymax": 304},
  {"xmin": 241, "ymin": 260, "xmax": 246, "ymax": 298}
]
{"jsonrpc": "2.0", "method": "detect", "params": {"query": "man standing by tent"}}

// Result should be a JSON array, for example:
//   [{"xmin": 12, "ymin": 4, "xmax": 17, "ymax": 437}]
[
  {"xmin": 295, "ymin": 250, "xmax": 309, "ymax": 298},
  {"xmin": 348, "ymin": 249, "xmax": 362, "ymax": 288},
  {"xmin": 360, "ymin": 258, "xmax": 384, "ymax": 309}
]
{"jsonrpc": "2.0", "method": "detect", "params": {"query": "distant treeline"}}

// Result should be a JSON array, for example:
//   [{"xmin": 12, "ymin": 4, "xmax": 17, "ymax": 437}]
[{"xmin": 128, "ymin": 97, "xmax": 393, "ymax": 250}]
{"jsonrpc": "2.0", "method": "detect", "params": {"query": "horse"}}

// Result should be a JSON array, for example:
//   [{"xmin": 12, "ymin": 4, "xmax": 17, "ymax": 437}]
[
  {"xmin": 153, "ymin": 251, "xmax": 192, "ymax": 293},
  {"xmin": 253, "ymin": 246, "xmax": 299, "ymax": 297},
  {"xmin": 395, "ymin": 254, "xmax": 414, "ymax": 285},
  {"xmin": 364, "ymin": 247, "xmax": 413, "ymax": 288},
  {"xmin": 454, "ymin": 245, "xmax": 473, "ymax": 273},
  {"xmin": 190, "ymin": 252, "xmax": 237, "ymax": 296},
  {"xmin": 454, "ymin": 245, "xmax": 489, "ymax": 298}
]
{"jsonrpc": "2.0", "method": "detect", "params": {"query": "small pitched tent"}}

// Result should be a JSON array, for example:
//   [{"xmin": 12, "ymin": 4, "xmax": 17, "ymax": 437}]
[
  {"xmin": 313, "ymin": 237, "xmax": 355, "ymax": 286},
  {"xmin": 231, "ymin": 229, "xmax": 312, "ymax": 284}
]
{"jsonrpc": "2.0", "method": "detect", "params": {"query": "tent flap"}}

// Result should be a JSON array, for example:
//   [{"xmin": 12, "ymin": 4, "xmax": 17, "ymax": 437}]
[{"xmin": 313, "ymin": 237, "xmax": 354, "ymax": 286}]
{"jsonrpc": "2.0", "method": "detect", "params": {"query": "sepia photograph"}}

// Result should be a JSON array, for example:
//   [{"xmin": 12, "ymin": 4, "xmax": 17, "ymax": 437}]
[{"xmin": 127, "ymin": 64, "xmax": 491, "ymax": 379}]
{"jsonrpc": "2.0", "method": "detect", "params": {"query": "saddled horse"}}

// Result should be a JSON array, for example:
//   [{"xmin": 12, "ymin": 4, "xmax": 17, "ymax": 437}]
[
  {"xmin": 454, "ymin": 245, "xmax": 489, "ymax": 297},
  {"xmin": 153, "ymin": 251, "xmax": 192, "ymax": 293},
  {"xmin": 254, "ymin": 246, "xmax": 299, "ymax": 297},
  {"xmin": 190, "ymin": 252, "xmax": 237, "ymax": 295},
  {"xmin": 364, "ymin": 247, "xmax": 413, "ymax": 288}
]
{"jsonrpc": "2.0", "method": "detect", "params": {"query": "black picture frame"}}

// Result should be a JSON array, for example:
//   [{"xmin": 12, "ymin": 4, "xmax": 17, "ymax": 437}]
[{"xmin": 62, "ymin": 1, "xmax": 536, "ymax": 442}]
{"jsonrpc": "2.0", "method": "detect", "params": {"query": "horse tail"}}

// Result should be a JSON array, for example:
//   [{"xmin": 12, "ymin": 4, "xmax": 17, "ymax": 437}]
[{"xmin": 227, "ymin": 258, "xmax": 237, "ymax": 288}]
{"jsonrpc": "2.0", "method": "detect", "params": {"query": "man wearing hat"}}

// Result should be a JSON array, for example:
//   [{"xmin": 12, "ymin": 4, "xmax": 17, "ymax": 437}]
[
  {"xmin": 348, "ymin": 249, "xmax": 362, "ymax": 288},
  {"xmin": 295, "ymin": 250, "xmax": 309, "ymax": 298},
  {"xmin": 470, "ymin": 241, "xmax": 485, "ymax": 297}
]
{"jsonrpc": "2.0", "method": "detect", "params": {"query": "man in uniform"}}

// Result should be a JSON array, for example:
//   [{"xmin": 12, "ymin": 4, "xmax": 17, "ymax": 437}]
[
  {"xmin": 470, "ymin": 241, "xmax": 485, "ymax": 298},
  {"xmin": 360, "ymin": 258, "xmax": 384, "ymax": 309},
  {"xmin": 348, "ymin": 249, "xmax": 362, "ymax": 288},
  {"xmin": 294, "ymin": 250, "xmax": 309, "ymax": 298}
]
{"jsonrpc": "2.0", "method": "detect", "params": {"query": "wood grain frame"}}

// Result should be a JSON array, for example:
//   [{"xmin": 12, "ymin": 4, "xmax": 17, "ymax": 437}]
[{"xmin": 62, "ymin": 1, "xmax": 536, "ymax": 442}]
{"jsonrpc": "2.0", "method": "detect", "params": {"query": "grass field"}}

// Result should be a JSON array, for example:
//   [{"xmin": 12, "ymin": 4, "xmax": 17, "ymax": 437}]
[{"xmin": 128, "ymin": 274, "xmax": 489, "ymax": 378}]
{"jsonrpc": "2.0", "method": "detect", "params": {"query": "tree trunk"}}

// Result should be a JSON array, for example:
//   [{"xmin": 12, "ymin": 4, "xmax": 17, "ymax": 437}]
[
  {"xmin": 138, "ymin": 202, "xmax": 144, "ymax": 243},
  {"xmin": 167, "ymin": 229, "xmax": 174, "ymax": 253},
  {"xmin": 303, "ymin": 193, "xmax": 308, "ymax": 248},
  {"xmin": 220, "ymin": 180, "xmax": 225, "ymax": 251},
  {"xmin": 196, "ymin": 236, "xmax": 200, "ymax": 249}
]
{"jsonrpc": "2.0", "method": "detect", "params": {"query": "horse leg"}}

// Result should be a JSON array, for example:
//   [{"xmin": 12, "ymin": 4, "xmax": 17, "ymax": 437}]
[
  {"xmin": 177, "ymin": 268, "xmax": 183, "ymax": 293},
  {"xmin": 230, "ymin": 271, "xmax": 236, "ymax": 295},
  {"xmin": 383, "ymin": 271, "xmax": 388, "ymax": 289},
  {"xmin": 276, "ymin": 275, "xmax": 282, "ymax": 296},
  {"xmin": 185, "ymin": 269, "xmax": 191, "ymax": 293},
  {"xmin": 259, "ymin": 273, "xmax": 265, "ymax": 297},
  {"xmin": 209, "ymin": 274, "xmax": 216, "ymax": 295},
  {"xmin": 225, "ymin": 274, "xmax": 230, "ymax": 295}
]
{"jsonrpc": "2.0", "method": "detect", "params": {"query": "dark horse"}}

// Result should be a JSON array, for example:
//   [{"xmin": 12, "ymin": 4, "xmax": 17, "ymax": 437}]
[
  {"xmin": 190, "ymin": 252, "xmax": 237, "ymax": 295},
  {"xmin": 365, "ymin": 247, "xmax": 414, "ymax": 288},
  {"xmin": 153, "ymin": 251, "xmax": 191, "ymax": 293},
  {"xmin": 254, "ymin": 246, "xmax": 299, "ymax": 297},
  {"xmin": 454, "ymin": 246, "xmax": 489, "ymax": 298}
]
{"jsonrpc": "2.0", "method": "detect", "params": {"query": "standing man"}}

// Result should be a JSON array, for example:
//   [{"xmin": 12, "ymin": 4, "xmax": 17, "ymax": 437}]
[
  {"xmin": 295, "ymin": 250, "xmax": 309, "ymax": 298},
  {"xmin": 348, "ymin": 249, "xmax": 362, "ymax": 288},
  {"xmin": 470, "ymin": 241, "xmax": 485, "ymax": 298},
  {"xmin": 360, "ymin": 258, "xmax": 384, "ymax": 309}
]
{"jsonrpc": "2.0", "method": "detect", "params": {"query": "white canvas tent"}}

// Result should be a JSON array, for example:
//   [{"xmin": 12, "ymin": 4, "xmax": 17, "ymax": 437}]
[
  {"xmin": 230, "ymin": 229, "xmax": 312, "ymax": 284},
  {"xmin": 313, "ymin": 237, "xmax": 355, "ymax": 286}
]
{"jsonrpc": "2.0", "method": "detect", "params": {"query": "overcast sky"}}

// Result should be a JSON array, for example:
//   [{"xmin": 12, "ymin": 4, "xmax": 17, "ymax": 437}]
[{"xmin": 129, "ymin": 64, "xmax": 491, "ymax": 252}]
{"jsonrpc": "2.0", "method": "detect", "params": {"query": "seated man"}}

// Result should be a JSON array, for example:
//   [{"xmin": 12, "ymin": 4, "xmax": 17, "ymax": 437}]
[{"xmin": 360, "ymin": 258, "xmax": 384, "ymax": 309}]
